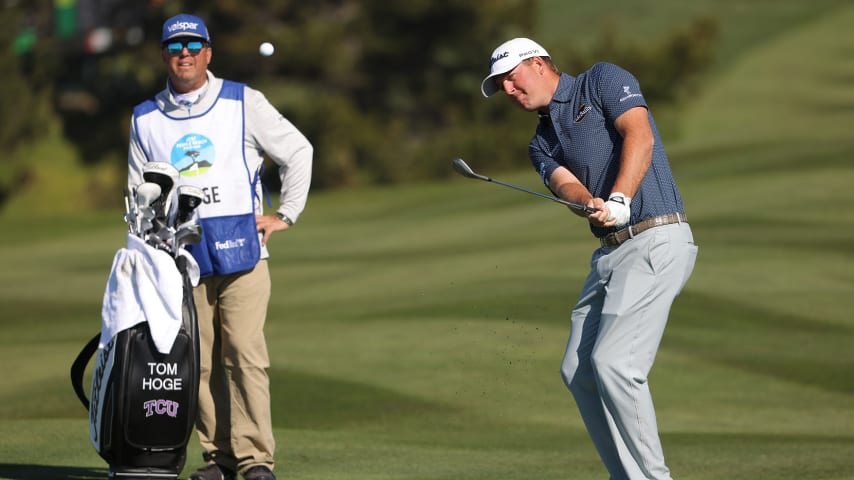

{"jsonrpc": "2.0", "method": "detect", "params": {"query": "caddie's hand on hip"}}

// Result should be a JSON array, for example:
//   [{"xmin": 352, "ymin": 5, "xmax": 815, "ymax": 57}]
[{"xmin": 256, "ymin": 214, "xmax": 290, "ymax": 246}]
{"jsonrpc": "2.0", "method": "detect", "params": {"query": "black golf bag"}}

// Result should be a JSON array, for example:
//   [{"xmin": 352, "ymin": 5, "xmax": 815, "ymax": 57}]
[{"xmin": 71, "ymin": 255, "xmax": 200, "ymax": 479}]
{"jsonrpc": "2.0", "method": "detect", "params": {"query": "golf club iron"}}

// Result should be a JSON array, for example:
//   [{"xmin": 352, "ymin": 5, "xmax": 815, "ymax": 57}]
[
  {"xmin": 173, "ymin": 221, "xmax": 202, "ymax": 257},
  {"xmin": 146, "ymin": 227, "xmax": 174, "ymax": 253},
  {"xmin": 135, "ymin": 182, "xmax": 162, "ymax": 237},
  {"xmin": 451, "ymin": 158, "xmax": 596, "ymax": 214},
  {"xmin": 123, "ymin": 188, "xmax": 137, "ymax": 235}
]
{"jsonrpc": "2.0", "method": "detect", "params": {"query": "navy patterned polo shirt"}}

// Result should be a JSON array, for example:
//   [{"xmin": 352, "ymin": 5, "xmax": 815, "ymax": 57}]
[{"xmin": 528, "ymin": 62, "xmax": 684, "ymax": 238}]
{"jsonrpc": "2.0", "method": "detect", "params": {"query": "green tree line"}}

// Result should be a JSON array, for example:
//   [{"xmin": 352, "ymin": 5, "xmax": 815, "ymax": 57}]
[{"xmin": 0, "ymin": 0, "xmax": 716, "ymax": 210}]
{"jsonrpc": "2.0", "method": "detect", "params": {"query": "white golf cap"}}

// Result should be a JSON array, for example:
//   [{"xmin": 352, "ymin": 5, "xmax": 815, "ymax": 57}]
[{"xmin": 481, "ymin": 37, "xmax": 549, "ymax": 97}]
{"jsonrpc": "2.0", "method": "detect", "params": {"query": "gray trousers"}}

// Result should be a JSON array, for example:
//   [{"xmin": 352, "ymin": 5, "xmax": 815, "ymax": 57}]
[{"xmin": 561, "ymin": 222, "xmax": 697, "ymax": 480}]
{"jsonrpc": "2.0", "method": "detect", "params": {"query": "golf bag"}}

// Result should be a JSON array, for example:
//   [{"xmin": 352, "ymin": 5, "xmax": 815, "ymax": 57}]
[{"xmin": 71, "ymin": 254, "xmax": 200, "ymax": 479}]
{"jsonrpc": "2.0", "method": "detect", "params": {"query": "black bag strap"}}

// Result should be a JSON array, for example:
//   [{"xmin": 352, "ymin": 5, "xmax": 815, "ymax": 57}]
[{"xmin": 70, "ymin": 333, "xmax": 100, "ymax": 410}]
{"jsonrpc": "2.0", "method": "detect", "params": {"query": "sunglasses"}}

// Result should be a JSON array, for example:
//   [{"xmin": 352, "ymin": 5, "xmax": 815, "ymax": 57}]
[{"xmin": 164, "ymin": 40, "xmax": 207, "ymax": 56}]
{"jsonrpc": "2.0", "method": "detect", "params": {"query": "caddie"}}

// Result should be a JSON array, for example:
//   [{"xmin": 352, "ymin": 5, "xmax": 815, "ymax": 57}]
[{"xmin": 127, "ymin": 13, "xmax": 313, "ymax": 480}]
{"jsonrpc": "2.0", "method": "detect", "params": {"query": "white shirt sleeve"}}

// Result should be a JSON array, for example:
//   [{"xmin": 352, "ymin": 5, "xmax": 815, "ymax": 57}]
[
  {"xmin": 127, "ymin": 118, "xmax": 148, "ymax": 190},
  {"xmin": 244, "ymin": 87, "xmax": 313, "ymax": 223}
]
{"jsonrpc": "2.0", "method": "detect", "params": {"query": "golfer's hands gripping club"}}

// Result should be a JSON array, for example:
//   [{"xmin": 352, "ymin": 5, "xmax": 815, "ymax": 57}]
[
  {"xmin": 586, "ymin": 193, "xmax": 631, "ymax": 228},
  {"xmin": 256, "ymin": 214, "xmax": 290, "ymax": 246}
]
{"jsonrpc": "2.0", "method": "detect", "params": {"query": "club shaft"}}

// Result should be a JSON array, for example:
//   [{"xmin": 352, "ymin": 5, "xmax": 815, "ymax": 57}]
[
  {"xmin": 480, "ymin": 176, "xmax": 596, "ymax": 214},
  {"xmin": 453, "ymin": 158, "xmax": 597, "ymax": 214}
]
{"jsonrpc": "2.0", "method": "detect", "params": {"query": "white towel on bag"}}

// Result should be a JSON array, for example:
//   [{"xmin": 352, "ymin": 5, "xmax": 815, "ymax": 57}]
[{"xmin": 99, "ymin": 234, "xmax": 199, "ymax": 354}]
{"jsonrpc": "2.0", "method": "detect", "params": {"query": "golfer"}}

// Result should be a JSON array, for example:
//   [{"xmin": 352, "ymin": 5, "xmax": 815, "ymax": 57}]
[
  {"xmin": 481, "ymin": 38, "xmax": 698, "ymax": 480},
  {"xmin": 127, "ymin": 14, "xmax": 312, "ymax": 480}
]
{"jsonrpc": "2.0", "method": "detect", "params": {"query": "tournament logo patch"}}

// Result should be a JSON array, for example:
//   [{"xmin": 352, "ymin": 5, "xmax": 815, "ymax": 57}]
[{"xmin": 171, "ymin": 134, "xmax": 215, "ymax": 177}]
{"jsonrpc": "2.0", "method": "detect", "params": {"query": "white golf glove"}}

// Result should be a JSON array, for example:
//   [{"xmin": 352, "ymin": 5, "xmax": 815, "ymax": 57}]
[{"xmin": 604, "ymin": 193, "xmax": 632, "ymax": 227}]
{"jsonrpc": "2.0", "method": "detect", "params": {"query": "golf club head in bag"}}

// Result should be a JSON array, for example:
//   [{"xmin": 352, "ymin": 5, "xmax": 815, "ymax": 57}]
[
  {"xmin": 173, "ymin": 222, "xmax": 202, "ymax": 257},
  {"xmin": 173, "ymin": 185, "xmax": 205, "ymax": 227},
  {"xmin": 123, "ymin": 188, "xmax": 137, "ymax": 235},
  {"xmin": 148, "ymin": 220, "xmax": 176, "ymax": 254},
  {"xmin": 142, "ymin": 162, "xmax": 180, "ymax": 224},
  {"xmin": 135, "ymin": 182, "xmax": 162, "ymax": 238}
]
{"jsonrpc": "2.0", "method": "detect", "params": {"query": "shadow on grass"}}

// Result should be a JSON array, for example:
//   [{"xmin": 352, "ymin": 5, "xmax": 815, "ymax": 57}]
[{"xmin": 0, "ymin": 464, "xmax": 106, "ymax": 480}]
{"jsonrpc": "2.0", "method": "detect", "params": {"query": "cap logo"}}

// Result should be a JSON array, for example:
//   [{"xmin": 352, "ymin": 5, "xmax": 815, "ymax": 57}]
[
  {"xmin": 518, "ymin": 49, "xmax": 540, "ymax": 57},
  {"xmin": 167, "ymin": 21, "xmax": 199, "ymax": 34},
  {"xmin": 490, "ymin": 51, "xmax": 509, "ymax": 68}
]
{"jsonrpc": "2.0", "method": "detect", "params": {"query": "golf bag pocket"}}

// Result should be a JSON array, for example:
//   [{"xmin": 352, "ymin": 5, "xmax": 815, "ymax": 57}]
[
  {"xmin": 72, "ymin": 321, "xmax": 199, "ymax": 476},
  {"xmin": 188, "ymin": 212, "xmax": 260, "ymax": 277}
]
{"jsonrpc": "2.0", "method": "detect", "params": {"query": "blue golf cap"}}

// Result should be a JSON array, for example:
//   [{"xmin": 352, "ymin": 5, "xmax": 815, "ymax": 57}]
[{"xmin": 162, "ymin": 14, "xmax": 210, "ymax": 44}]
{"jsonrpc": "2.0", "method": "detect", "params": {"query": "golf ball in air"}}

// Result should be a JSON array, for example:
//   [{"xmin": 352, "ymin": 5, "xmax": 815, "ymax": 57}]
[{"xmin": 259, "ymin": 42, "xmax": 274, "ymax": 56}]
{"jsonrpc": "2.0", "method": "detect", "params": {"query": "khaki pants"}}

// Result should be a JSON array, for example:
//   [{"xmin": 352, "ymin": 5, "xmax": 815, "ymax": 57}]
[{"xmin": 192, "ymin": 260, "xmax": 274, "ymax": 473}]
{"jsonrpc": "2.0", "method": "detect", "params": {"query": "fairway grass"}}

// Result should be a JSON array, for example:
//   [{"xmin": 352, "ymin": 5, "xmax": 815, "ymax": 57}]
[
  {"xmin": 1, "ymin": 147, "xmax": 851, "ymax": 479},
  {"xmin": 2, "ymin": 4, "xmax": 854, "ymax": 480}
]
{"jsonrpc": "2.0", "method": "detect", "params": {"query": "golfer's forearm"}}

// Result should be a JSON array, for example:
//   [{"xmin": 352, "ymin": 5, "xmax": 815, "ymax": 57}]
[
  {"xmin": 551, "ymin": 179, "xmax": 593, "ymax": 206},
  {"xmin": 612, "ymin": 136, "xmax": 651, "ymax": 198},
  {"xmin": 548, "ymin": 167, "xmax": 593, "ymax": 205}
]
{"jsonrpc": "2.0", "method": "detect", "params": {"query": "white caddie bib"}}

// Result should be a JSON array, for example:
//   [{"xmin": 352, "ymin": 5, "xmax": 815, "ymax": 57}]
[{"xmin": 132, "ymin": 81, "xmax": 260, "ymax": 277}]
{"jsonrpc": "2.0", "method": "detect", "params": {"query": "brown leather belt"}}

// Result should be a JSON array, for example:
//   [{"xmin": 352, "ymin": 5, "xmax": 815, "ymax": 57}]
[{"xmin": 599, "ymin": 212, "xmax": 688, "ymax": 248}]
